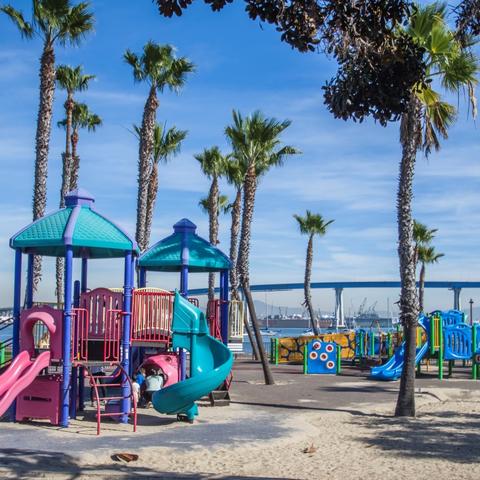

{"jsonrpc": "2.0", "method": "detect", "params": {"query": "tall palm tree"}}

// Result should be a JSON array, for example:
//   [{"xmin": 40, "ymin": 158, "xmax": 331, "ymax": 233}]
[
  {"xmin": 195, "ymin": 147, "xmax": 228, "ymax": 301},
  {"xmin": 58, "ymin": 102, "xmax": 102, "ymax": 189},
  {"xmin": 417, "ymin": 245, "xmax": 444, "ymax": 312},
  {"xmin": 124, "ymin": 42, "xmax": 194, "ymax": 252},
  {"xmin": 293, "ymin": 211, "xmax": 334, "ymax": 336},
  {"xmin": 1, "ymin": 0, "xmax": 94, "ymax": 291},
  {"xmin": 55, "ymin": 65, "xmax": 95, "ymax": 305},
  {"xmin": 226, "ymin": 110, "xmax": 299, "ymax": 385},
  {"xmin": 224, "ymin": 159, "xmax": 260, "ymax": 360},
  {"xmin": 68, "ymin": 103, "xmax": 102, "ymax": 190},
  {"xmin": 132, "ymin": 123, "xmax": 187, "ymax": 248},
  {"xmin": 395, "ymin": 3, "xmax": 478, "ymax": 417}
]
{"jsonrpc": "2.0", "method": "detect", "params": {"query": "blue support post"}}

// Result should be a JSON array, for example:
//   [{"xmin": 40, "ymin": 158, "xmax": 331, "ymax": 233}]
[
  {"xmin": 61, "ymin": 246, "xmax": 74, "ymax": 427},
  {"xmin": 70, "ymin": 280, "xmax": 81, "ymax": 418},
  {"xmin": 220, "ymin": 270, "xmax": 229, "ymax": 345},
  {"xmin": 12, "ymin": 249, "xmax": 22, "ymax": 359},
  {"xmin": 10, "ymin": 249, "xmax": 22, "ymax": 421},
  {"xmin": 26, "ymin": 253, "xmax": 34, "ymax": 309},
  {"xmin": 139, "ymin": 267, "xmax": 147, "ymax": 288},
  {"xmin": 121, "ymin": 251, "xmax": 133, "ymax": 423},
  {"xmin": 179, "ymin": 265, "xmax": 188, "ymax": 381},
  {"xmin": 81, "ymin": 258, "xmax": 88, "ymax": 293}
]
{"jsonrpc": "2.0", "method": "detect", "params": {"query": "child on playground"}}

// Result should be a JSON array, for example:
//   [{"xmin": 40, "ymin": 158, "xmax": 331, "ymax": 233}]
[{"xmin": 144, "ymin": 368, "xmax": 164, "ymax": 407}]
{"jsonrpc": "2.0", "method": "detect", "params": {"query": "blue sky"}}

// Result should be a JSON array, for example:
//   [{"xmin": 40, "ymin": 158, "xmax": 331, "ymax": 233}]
[{"xmin": 0, "ymin": 1, "xmax": 479, "ymax": 314}]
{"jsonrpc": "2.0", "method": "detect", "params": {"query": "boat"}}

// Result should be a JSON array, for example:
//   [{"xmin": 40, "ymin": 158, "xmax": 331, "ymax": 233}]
[{"xmin": 259, "ymin": 328, "xmax": 277, "ymax": 336}]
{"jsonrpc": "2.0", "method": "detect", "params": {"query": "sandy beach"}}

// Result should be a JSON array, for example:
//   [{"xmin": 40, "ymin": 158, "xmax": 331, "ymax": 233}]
[{"xmin": 1, "ymin": 363, "xmax": 479, "ymax": 480}]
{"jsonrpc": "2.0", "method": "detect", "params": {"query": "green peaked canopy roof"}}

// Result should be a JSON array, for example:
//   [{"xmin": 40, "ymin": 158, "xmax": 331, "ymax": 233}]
[
  {"xmin": 139, "ymin": 219, "xmax": 231, "ymax": 272},
  {"xmin": 10, "ymin": 189, "xmax": 138, "ymax": 258}
]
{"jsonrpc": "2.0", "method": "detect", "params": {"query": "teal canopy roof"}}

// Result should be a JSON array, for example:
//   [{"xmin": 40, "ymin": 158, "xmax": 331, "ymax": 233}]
[
  {"xmin": 139, "ymin": 219, "xmax": 231, "ymax": 272},
  {"xmin": 10, "ymin": 189, "xmax": 138, "ymax": 258}
]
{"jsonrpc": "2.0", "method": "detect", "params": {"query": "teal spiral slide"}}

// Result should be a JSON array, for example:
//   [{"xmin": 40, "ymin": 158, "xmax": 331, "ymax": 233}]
[{"xmin": 152, "ymin": 292, "xmax": 233, "ymax": 421}]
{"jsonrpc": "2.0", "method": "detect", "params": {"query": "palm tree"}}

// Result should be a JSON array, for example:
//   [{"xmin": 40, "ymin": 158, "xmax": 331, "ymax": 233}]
[
  {"xmin": 54, "ymin": 65, "xmax": 95, "ymax": 305},
  {"xmin": 68, "ymin": 103, "xmax": 102, "ymax": 190},
  {"xmin": 395, "ymin": 3, "xmax": 478, "ymax": 417},
  {"xmin": 58, "ymin": 102, "xmax": 102, "ymax": 189},
  {"xmin": 132, "ymin": 123, "xmax": 187, "ymax": 248},
  {"xmin": 124, "ymin": 42, "xmax": 194, "ymax": 252},
  {"xmin": 417, "ymin": 245, "xmax": 444, "ymax": 313},
  {"xmin": 223, "ymin": 159, "xmax": 260, "ymax": 360},
  {"xmin": 293, "ymin": 211, "xmax": 334, "ymax": 336},
  {"xmin": 195, "ymin": 147, "xmax": 228, "ymax": 301},
  {"xmin": 413, "ymin": 220, "xmax": 437, "ymax": 264},
  {"xmin": 226, "ymin": 110, "xmax": 299, "ymax": 385},
  {"xmin": 1, "ymin": 0, "xmax": 94, "ymax": 290},
  {"xmin": 199, "ymin": 194, "xmax": 230, "ymax": 216}
]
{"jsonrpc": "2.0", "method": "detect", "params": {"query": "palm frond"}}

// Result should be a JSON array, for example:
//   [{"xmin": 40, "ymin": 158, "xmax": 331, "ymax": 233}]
[
  {"xmin": 294, "ymin": 210, "xmax": 334, "ymax": 236},
  {"xmin": 1, "ymin": 5, "xmax": 34, "ymax": 38}
]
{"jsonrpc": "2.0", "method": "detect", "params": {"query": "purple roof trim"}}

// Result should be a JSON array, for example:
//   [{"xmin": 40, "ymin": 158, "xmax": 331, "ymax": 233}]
[{"xmin": 63, "ymin": 205, "xmax": 81, "ymax": 245}]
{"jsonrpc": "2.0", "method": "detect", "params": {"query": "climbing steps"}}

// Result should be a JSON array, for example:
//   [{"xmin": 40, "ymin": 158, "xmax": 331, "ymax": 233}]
[{"xmin": 83, "ymin": 362, "xmax": 137, "ymax": 435}]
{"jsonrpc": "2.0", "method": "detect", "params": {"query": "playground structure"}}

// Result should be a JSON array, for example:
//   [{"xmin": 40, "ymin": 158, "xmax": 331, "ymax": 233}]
[
  {"xmin": 270, "ymin": 310, "xmax": 480, "ymax": 381},
  {"xmin": 0, "ymin": 190, "xmax": 235, "ymax": 433}
]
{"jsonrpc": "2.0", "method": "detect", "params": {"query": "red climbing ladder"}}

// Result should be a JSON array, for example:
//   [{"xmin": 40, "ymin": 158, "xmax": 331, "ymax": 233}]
[{"xmin": 83, "ymin": 362, "xmax": 137, "ymax": 435}]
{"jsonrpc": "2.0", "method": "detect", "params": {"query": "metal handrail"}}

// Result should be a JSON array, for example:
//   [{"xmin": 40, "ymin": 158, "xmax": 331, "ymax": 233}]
[{"xmin": 84, "ymin": 362, "xmax": 137, "ymax": 435}]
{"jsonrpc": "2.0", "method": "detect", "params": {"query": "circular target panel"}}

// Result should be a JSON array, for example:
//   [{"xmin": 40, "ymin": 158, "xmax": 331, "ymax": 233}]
[
  {"xmin": 475, "ymin": 353, "xmax": 480, "ymax": 364},
  {"xmin": 320, "ymin": 353, "xmax": 328, "ymax": 361},
  {"xmin": 326, "ymin": 344, "xmax": 334, "ymax": 353},
  {"xmin": 312, "ymin": 341, "xmax": 321, "ymax": 350},
  {"xmin": 309, "ymin": 352, "xmax": 318, "ymax": 360},
  {"xmin": 326, "ymin": 361, "xmax": 335, "ymax": 370}
]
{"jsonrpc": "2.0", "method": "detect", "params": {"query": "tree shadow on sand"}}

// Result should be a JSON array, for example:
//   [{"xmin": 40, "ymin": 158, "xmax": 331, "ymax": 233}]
[
  {"xmin": 354, "ymin": 408, "xmax": 480, "ymax": 463},
  {"xmin": 0, "ymin": 448, "xmax": 291, "ymax": 480}
]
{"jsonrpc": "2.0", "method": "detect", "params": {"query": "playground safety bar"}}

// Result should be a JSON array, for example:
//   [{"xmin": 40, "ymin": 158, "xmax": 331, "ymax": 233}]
[{"xmin": 85, "ymin": 362, "xmax": 137, "ymax": 435}]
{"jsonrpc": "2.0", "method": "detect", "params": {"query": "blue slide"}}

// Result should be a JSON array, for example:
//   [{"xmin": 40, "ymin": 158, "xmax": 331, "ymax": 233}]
[
  {"xmin": 370, "ymin": 322, "xmax": 428, "ymax": 381},
  {"xmin": 152, "ymin": 292, "xmax": 233, "ymax": 421}
]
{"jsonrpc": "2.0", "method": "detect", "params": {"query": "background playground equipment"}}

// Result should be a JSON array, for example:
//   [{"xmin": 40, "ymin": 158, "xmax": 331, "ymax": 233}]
[
  {"xmin": 270, "ymin": 330, "xmax": 399, "ymax": 366},
  {"xmin": 371, "ymin": 310, "xmax": 480, "ymax": 381},
  {"xmin": 0, "ymin": 190, "xmax": 237, "ymax": 434},
  {"xmin": 303, "ymin": 340, "xmax": 341, "ymax": 375}
]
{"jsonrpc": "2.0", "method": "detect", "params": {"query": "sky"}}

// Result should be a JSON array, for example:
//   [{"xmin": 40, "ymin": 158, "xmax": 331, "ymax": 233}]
[{"xmin": 0, "ymin": 1, "xmax": 479, "ymax": 315}]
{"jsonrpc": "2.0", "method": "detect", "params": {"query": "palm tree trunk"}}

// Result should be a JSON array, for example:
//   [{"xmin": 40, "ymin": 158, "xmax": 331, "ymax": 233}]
[
  {"xmin": 144, "ymin": 163, "xmax": 159, "ymax": 249},
  {"xmin": 304, "ymin": 234, "xmax": 319, "ymax": 335},
  {"xmin": 228, "ymin": 188, "xmax": 258, "ymax": 358},
  {"xmin": 32, "ymin": 41, "xmax": 56, "ymax": 291},
  {"xmin": 395, "ymin": 97, "xmax": 421, "ymax": 417},
  {"xmin": 56, "ymin": 92, "xmax": 75, "ymax": 305},
  {"xmin": 208, "ymin": 176, "xmax": 219, "ymax": 301},
  {"xmin": 69, "ymin": 129, "xmax": 80, "ymax": 191},
  {"xmin": 419, "ymin": 262, "xmax": 426, "ymax": 312},
  {"xmin": 136, "ymin": 86, "xmax": 159, "ymax": 252},
  {"xmin": 238, "ymin": 163, "xmax": 274, "ymax": 385},
  {"xmin": 229, "ymin": 188, "xmax": 242, "ymax": 300}
]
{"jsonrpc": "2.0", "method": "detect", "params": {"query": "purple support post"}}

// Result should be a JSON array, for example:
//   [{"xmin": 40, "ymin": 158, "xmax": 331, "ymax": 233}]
[
  {"xmin": 10, "ymin": 249, "xmax": 22, "ymax": 421},
  {"xmin": 220, "ymin": 270, "xmax": 229, "ymax": 345},
  {"xmin": 12, "ymin": 249, "xmax": 22, "ymax": 359},
  {"xmin": 26, "ymin": 253, "xmax": 34, "ymax": 309},
  {"xmin": 121, "ymin": 250, "xmax": 133, "ymax": 422},
  {"xmin": 139, "ymin": 267, "xmax": 147, "ymax": 288},
  {"xmin": 61, "ymin": 245, "xmax": 74, "ymax": 427},
  {"xmin": 81, "ymin": 257, "xmax": 88, "ymax": 293}
]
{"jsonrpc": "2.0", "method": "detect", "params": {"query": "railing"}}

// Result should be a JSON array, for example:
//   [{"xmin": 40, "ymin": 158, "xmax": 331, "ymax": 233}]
[
  {"xmin": 207, "ymin": 299, "xmax": 223, "ymax": 341},
  {"xmin": 72, "ymin": 308, "xmax": 89, "ymax": 361},
  {"xmin": 104, "ymin": 310, "xmax": 122, "ymax": 362},
  {"xmin": 228, "ymin": 300, "xmax": 245, "ymax": 340},
  {"xmin": 131, "ymin": 290, "xmax": 174, "ymax": 344}
]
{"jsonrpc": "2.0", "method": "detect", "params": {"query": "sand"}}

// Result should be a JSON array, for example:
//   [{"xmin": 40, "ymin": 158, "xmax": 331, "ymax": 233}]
[{"xmin": 1, "ymin": 388, "xmax": 479, "ymax": 480}]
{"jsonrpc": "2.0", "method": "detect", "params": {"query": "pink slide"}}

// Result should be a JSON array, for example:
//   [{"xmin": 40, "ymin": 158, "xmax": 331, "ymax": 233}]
[{"xmin": 0, "ymin": 351, "xmax": 51, "ymax": 417}]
